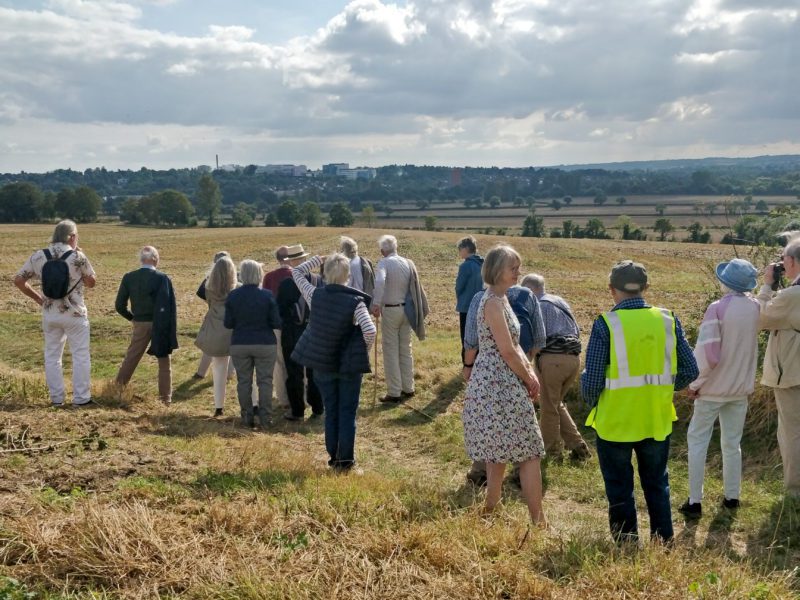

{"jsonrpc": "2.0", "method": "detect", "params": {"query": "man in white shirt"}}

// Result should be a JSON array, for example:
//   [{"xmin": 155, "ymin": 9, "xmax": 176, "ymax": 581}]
[
  {"xmin": 14, "ymin": 220, "xmax": 97, "ymax": 407},
  {"xmin": 371, "ymin": 234, "xmax": 414, "ymax": 403},
  {"xmin": 340, "ymin": 236, "xmax": 374, "ymax": 296}
]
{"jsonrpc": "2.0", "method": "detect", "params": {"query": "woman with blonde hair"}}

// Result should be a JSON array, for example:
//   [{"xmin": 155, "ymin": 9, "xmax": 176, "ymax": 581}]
[
  {"xmin": 194, "ymin": 251, "xmax": 235, "ymax": 381},
  {"xmin": 195, "ymin": 256, "xmax": 237, "ymax": 417},
  {"xmin": 462, "ymin": 243, "xmax": 546, "ymax": 525}
]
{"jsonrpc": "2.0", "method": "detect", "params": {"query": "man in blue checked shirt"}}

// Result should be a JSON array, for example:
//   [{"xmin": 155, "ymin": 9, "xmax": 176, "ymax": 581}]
[
  {"xmin": 462, "ymin": 283, "xmax": 546, "ymax": 486},
  {"xmin": 581, "ymin": 260, "xmax": 698, "ymax": 544}
]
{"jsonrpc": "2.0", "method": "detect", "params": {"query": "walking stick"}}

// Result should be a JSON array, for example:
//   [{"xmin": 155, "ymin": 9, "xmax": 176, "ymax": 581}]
[{"xmin": 373, "ymin": 315, "xmax": 380, "ymax": 408}]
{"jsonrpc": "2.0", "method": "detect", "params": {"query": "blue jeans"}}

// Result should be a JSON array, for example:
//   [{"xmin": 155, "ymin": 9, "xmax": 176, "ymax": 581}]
[
  {"xmin": 314, "ymin": 371, "xmax": 363, "ymax": 469},
  {"xmin": 596, "ymin": 435, "xmax": 674, "ymax": 542}
]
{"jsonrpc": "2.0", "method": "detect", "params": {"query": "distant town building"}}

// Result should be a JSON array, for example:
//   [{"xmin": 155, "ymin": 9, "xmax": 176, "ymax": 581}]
[
  {"xmin": 450, "ymin": 168, "xmax": 462, "ymax": 187},
  {"xmin": 320, "ymin": 163, "xmax": 376, "ymax": 180},
  {"xmin": 322, "ymin": 163, "xmax": 350, "ymax": 176},
  {"xmin": 255, "ymin": 164, "xmax": 308, "ymax": 177},
  {"xmin": 218, "ymin": 164, "xmax": 243, "ymax": 172},
  {"xmin": 339, "ymin": 168, "xmax": 377, "ymax": 180},
  {"xmin": 197, "ymin": 165, "xmax": 212, "ymax": 173}
]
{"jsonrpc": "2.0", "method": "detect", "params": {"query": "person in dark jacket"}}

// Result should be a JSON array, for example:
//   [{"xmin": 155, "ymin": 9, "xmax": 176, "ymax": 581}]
[
  {"xmin": 115, "ymin": 246, "xmax": 175, "ymax": 404},
  {"xmin": 224, "ymin": 259, "xmax": 281, "ymax": 429},
  {"xmin": 291, "ymin": 253, "xmax": 377, "ymax": 471},
  {"xmin": 455, "ymin": 236, "xmax": 484, "ymax": 363},
  {"xmin": 277, "ymin": 244, "xmax": 323, "ymax": 421}
]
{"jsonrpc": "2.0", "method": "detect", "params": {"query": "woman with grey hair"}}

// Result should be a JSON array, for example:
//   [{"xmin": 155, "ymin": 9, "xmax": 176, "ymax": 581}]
[
  {"xmin": 224, "ymin": 260, "xmax": 281, "ymax": 428},
  {"xmin": 339, "ymin": 236, "xmax": 375, "ymax": 296},
  {"xmin": 291, "ymin": 253, "xmax": 376, "ymax": 471},
  {"xmin": 195, "ymin": 256, "xmax": 237, "ymax": 417},
  {"xmin": 462, "ymin": 243, "xmax": 546, "ymax": 525}
]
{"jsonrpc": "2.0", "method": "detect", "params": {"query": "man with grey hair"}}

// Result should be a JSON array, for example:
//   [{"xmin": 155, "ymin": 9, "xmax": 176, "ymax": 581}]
[
  {"xmin": 14, "ymin": 220, "xmax": 97, "ymax": 407},
  {"xmin": 115, "ymin": 246, "xmax": 176, "ymax": 404},
  {"xmin": 758, "ymin": 233, "xmax": 800, "ymax": 497},
  {"xmin": 372, "ymin": 234, "xmax": 415, "ymax": 402},
  {"xmin": 521, "ymin": 273, "xmax": 591, "ymax": 461},
  {"xmin": 340, "ymin": 236, "xmax": 375, "ymax": 296}
]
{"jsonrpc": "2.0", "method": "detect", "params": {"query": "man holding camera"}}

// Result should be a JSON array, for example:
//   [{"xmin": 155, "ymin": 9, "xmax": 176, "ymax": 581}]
[{"xmin": 758, "ymin": 235, "xmax": 800, "ymax": 498}]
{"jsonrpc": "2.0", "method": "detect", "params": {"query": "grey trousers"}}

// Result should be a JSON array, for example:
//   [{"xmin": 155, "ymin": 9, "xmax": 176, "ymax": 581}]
[{"xmin": 230, "ymin": 344, "xmax": 277, "ymax": 424}]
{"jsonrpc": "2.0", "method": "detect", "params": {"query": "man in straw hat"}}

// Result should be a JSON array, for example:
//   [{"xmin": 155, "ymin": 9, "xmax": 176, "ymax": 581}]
[
  {"xmin": 276, "ymin": 244, "xmax": 324, "ymax": 421},
  {"xmin": 581, "ymin": 260, "xmax": 698, "ymax": 543},
  {"xmin": 679, "ymin": 259, "xmax": 760, "ymax": 518}
]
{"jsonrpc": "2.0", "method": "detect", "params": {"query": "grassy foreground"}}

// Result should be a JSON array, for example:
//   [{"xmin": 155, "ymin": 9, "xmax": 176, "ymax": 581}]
[{"xmin": 0, "ymin": 224, "xmax": 798, "ymax": 599}]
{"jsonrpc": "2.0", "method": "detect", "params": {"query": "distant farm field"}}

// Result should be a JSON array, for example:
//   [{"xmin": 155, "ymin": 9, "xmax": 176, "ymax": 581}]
[
  {"xmin": 0, "ymin": 224, "xmax": 797, "ymax": 598},
  {"xmin": 363, "ymin": 195, "xmax": 799, "ymax": 239}
]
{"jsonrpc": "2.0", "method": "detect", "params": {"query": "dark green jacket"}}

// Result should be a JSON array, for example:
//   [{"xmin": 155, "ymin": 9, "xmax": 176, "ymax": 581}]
[{"xmin": 115, "ymin": 267, "xmax": 160, "ymax": 322}]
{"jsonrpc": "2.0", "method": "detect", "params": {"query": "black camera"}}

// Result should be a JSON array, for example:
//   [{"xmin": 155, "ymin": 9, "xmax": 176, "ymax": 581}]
[{"xmin": 771, "ymin": 262, "xmax": 785, "ymax": 291}]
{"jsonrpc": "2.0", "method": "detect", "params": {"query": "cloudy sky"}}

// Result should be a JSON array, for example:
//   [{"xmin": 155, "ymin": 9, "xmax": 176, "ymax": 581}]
[{"xmin": 0, "ymin": 0, "xmax": 798, "ymax": 172}]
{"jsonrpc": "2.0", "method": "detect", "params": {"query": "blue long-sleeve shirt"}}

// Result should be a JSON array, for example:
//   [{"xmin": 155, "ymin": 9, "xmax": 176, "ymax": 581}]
[
  {"xmin": 463, "ymin": 286, "xmax": 546, "ymax": 354},
  {"xmin": 580, "ymin": 297, "xmax": 698, "ymax": 407},
  {"xmin": 455, "ymin": 254, "xmax": 484, "ymax": 313}
]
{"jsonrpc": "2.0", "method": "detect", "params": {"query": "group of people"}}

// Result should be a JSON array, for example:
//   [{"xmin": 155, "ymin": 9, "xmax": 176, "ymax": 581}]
[
  {"xmin": 14, "ymin": 221, "xmax": 800, "ymax": 540},
  {"xmin": 454, "ymin": 234, "xmax": 800, "ymax": 541}
]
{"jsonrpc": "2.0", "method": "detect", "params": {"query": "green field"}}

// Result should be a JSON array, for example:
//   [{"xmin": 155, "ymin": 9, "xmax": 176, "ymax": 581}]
[{"xmin": 0, "ymin": 224, "xmax": 797, "ymax": 598}]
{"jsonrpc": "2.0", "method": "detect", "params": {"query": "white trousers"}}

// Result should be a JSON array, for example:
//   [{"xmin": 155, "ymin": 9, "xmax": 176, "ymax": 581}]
[
  {"xmin": 687, "ymin": 397, "xmax": 748, "ymax": 503},
  {"xmin": 211, "ymin": 356, "xmax": 229, "ymax": 409},
  {"xmin": 196, "ymin": 353, "xmax": 234, "ymax": 378},
  {"xmin": 381, "ymin": 306, "xmax": 414, "ymax": 397},
  {"xmin": 42, "ymin": 311, "xmax": 91, "ymax": 405}
]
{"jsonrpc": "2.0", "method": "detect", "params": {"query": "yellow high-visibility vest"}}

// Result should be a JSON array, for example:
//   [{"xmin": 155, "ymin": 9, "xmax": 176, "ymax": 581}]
[{"xmin": 585, "ymin": 307, "xmax": 678, "ymax": 442}]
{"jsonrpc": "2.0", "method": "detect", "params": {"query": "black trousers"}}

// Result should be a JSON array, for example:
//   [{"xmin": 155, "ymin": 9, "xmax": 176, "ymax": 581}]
[
  {"xmin": 459, "ymin": 311, "xmax": 468, "ymax": 364},
  {"xmin": 282, "ymin": 328, "xmax": 323, "ymax": 417}
]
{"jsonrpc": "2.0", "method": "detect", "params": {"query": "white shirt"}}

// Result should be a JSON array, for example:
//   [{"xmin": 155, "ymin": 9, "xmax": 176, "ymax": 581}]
[
  {"xmin": 373, "ymin": 252, "xmax": 411, "ymax": 306},
  {"xmin": 17, "ymin": 243, "xmax": 96, "ymax": 317},
  {"xmin": 348, "ymin": 256, "xmax": 364, "ymax": 292}
]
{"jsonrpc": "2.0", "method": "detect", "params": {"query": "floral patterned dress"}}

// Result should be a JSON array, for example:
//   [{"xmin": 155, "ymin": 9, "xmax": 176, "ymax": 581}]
[{"xmin": 462, "ymin": 290, "xmax": 545, "ymax": 463}]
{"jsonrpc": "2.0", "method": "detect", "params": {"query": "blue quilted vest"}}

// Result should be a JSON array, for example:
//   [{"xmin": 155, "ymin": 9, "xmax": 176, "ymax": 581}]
[{"xmin": 291, "ymin": 284, "xmax": 372, "ymax": 374}]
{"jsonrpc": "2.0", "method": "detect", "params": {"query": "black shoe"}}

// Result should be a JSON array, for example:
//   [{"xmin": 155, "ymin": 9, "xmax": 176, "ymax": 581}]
[
  {"xmin": 73, "ymin": 400, "xmax": 97, "ymax": 408},
  {"xmin": 678, "ymin": 499, "xmax": 702, "ymax": 518},
  {"xmin": 283, "ymin": 412, "xmax": 302, "ymax": 421},
  {"xmin": 380, "ymin": 394, "xmax": 402, "ymax": 403},
  {"xmin": 401, "ymin": 390, "xmax": 415, "ymax": 399},
  {"xmin": 309, "ymin": 412, "xmax": 323, "ymax": 419},
  {"xmin": 213, "ymin": 408, "xmax": 223, "ymax": 418},
  {"xmin": 722, "ymin": 497, "xmax": 740, "ymax": 510},
  {"xmin": 192, "ymin": 373, "xmax": 203, "ymax": 380},
  {"xmin": 466, "ymin": 471, "xmax": 487, "ymax": 487}
]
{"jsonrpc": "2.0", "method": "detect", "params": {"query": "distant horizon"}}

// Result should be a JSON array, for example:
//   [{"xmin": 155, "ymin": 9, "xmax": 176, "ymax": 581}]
[{"xmin": 4, "ymin": 152, "xmax": 800, "ymax": 176}]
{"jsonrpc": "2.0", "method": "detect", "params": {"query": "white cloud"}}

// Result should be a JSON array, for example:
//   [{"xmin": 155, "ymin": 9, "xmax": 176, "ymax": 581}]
[{"xmin": 0, "ymin": 0, "xmax": 798, "ymax": 171}]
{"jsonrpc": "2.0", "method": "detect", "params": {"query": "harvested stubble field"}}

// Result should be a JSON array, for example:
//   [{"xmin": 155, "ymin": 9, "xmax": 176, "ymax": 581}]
[{"xmin": 0, "ymin": 223, "xmax": 798, "ymax": 599}]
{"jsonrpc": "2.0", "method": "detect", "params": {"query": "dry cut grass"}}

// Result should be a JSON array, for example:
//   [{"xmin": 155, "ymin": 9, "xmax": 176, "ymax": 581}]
[{"xmin": 0, "ymin": 224, "xmax": 798, "ymax": 598}]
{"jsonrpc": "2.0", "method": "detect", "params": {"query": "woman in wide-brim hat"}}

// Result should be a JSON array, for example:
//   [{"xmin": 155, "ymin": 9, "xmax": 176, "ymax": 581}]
[{"xmin": 680, "ymin": 258, "xmax": 760, "ymax": 518}]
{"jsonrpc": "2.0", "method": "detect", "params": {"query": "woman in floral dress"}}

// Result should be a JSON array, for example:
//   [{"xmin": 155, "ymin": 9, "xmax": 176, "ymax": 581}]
[{"xmin": 462, "ymin": 244, "xmax": 547, "ymax": 525}]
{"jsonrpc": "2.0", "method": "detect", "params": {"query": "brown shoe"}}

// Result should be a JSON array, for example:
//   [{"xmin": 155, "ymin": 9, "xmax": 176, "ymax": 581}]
[
  {"xmin": 380, "ymin": 394, "xmax": 402, "ymax": 403},
  {"xmin": 570, "ymin": 443, "xmax": 592, "ymax": 461}
]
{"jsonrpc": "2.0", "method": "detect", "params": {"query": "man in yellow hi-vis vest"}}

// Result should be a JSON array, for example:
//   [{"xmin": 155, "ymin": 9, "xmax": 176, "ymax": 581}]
[{"xmin": 581, "ymin": 260, "xmax": 698, "ymax": 543}]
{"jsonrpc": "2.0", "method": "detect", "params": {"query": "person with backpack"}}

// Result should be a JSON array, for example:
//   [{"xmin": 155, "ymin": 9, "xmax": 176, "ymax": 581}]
[
  {"xmin": 277, "ymin": 244, "xmax": 324, "ymax": 421},
  {"xmin": 14, "ymin": 220, "xmax": 97, "ymax": 407},
  {"xmin": 522, "ymin": 274, "xmax": 592, "ymax": 462}
]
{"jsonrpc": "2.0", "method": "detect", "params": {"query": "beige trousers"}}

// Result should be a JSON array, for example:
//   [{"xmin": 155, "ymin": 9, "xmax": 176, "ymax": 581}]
[
  {"xmin": 116, "ymin": 321, "xmax": 172, "ymax": 402},
  {"xmin": 774, "ymin": 386, "xmax": 800, "ymax": 497},
  {"xmin": 535, "ymin": 353, "xmax": 586, "ymax": 454},
  {"xmin": 381, "ymin": 305, "xmax": 414, "ymax": 397}
]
